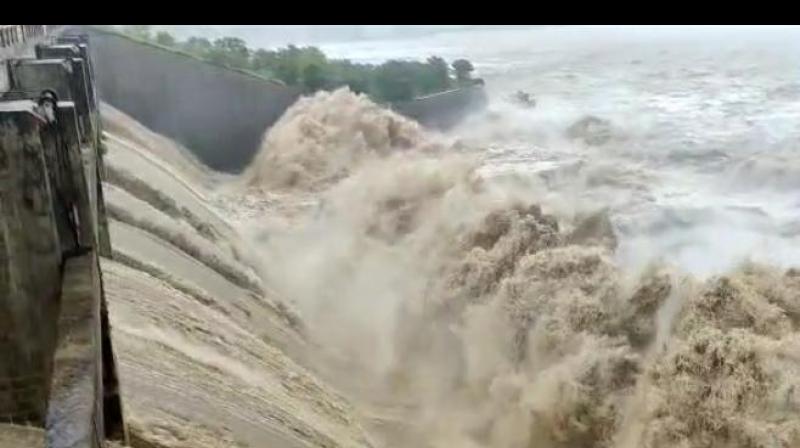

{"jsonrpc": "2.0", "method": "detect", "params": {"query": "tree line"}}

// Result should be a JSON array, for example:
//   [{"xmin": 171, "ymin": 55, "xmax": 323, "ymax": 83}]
[{"xmin": 120, "ymin": 26, "xmax": 483, "ymax": 103}]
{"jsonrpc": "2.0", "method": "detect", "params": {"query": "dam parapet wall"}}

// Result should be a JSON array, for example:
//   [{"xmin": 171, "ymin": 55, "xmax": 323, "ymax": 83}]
[{"xmin": 0, "ymin": 30, "xmax": 125, "ymax": 447}]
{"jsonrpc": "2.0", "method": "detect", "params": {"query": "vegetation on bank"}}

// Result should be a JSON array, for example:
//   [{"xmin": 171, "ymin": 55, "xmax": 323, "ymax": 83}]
[{"xmin": 118, "ymin": 26, "xmax": 483, "ymax": 103}]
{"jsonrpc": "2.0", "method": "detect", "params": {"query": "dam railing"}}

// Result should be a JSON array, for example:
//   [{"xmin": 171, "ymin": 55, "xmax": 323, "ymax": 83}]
[{"xmin": 0, "ymin": 26, "xmax": 48, "ymax": 49}]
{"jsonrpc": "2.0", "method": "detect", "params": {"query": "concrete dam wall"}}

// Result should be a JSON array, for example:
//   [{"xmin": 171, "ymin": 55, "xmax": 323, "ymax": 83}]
[
  {"xmin": 80, "ymin": 27, "xmax": 486, "ymax": 173},
  {"xmin": 1, "ymin": 31, "xmax": 126, "ymax": 447},
  {"xmin": 79, "ymin": 27, "xmax": 301, "ymax": 173},
  {"xmin": 391, "ymin": 85, "xmax": 487, "ymax": 130}
]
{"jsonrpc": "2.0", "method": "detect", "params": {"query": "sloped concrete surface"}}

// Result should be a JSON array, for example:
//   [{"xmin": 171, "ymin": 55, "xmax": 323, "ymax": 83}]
[
  {"xmin": 102, "ymin": 259, "xmax": 372, "ymax": 448},
  {"xmin": 98, "ymin": 106, "xmax": 373, "ymax": 448}
]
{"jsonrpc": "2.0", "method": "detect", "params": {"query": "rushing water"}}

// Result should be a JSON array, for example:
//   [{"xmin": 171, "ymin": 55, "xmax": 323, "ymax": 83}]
[
  {"xmin": 212, "ymin": 26, "xmax": 800, "ymax": 447},
  {"xmin": 319, "ymin": 25, "xmax": 800, "ymax": 276}
]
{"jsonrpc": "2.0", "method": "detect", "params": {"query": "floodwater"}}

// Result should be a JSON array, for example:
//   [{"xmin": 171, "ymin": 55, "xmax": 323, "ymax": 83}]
[
  {"xmin": 321, "ymin": 25, "xmax": 800, "ymax": 276},
  {"xmin": 208, "ymin": 26, "xmax": 800, "ymax": 447}
]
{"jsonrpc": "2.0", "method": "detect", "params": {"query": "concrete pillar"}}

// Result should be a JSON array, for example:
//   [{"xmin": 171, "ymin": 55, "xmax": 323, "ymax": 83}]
[
  {"xmin": 54, "ymin": 101, "xmax": 96, "ymax": 250},
  {"xmin": 0, "ymin": 100, "xmax": 63, "ymax": 424},
  {"xmin": 29, "ymin": 41, "xmax": 106, "ymax": 211},
  {"xmin": 7, "ymin": 59, "xmax": 95, "ymax": 148},
  {"xmin": 37, "ymin": 44, "xmax": 97, "ymax": 115},
  {"xmin": 36, "ymin": 99, "xmax": 80, "ymax": 257},
  {"xmin": 31, "ymin": 40, "xmax": 109, "ymax": 257}
]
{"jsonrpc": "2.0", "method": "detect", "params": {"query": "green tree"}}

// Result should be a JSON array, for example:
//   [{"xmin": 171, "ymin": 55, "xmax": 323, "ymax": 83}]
[
  {"xmin": 271, "ymin": 45, "xmax": 301, "ymax": 84},
  {"xmin": 452, "ymin": 58, "xmax": 474, "ymax": 85},
  {"xmin": 295, "ymin": 46, "xmax": 326, "ymax": 67},
  {"xmin": 182, "ymin": 37, "xmax": 212, "ymax": 57},
  {"xmin": 427, "ymin": 56, "xmax": 451, "ymax": 91},
  {"xmin": 123, "ymin": 25, "xmax": 152, "ymax": 41},
  {"xmin": 270, "ymin": 45, "xmax": 328, "ymax": 85},
  {"xmin": 373, "ymin": 60, "xmax": 416, "ymax": 102},
  {"xmin": 119, "ymin": 28, "xmax": 476, "ymax": 100},
  {"xmin": 407, "ymin": 61, "xmax": 441, "ymax": 95},
  {"xmin": 251, "ymin": 49, "xmax": 277, "ymax": 73},
  {"xmin": 330, "ymin": 60, "xmax": 373, "ymax": 95},
  {"xmin": 154, "ymin": 31, "xmax": 176, "ymax": 47},
  {"xmin": 302, "ymin": 64, "xmax": 327, "ymax": 92},
  {"xmin": 207, "ymin": 37, "xmax": 250, "ymax": 68}
]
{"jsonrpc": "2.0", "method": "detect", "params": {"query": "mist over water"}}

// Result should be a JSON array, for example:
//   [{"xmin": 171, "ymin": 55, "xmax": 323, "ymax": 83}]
[{"xmin": 213, "ymin": 26, "xmax": 800, "ymax": 448}]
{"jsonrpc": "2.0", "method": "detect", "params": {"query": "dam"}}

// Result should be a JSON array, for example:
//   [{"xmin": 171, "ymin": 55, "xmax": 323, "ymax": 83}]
[
  {"xmin": 0, "ymin": 25, "xmax": 124, "ymax": 448},
  {"xmin": 0, "ymin": 25, "xmax": 486, "ymax": 448},
  {"xmin": 3, "ymin": 24, "xmax": 800, "ymax": 448}
]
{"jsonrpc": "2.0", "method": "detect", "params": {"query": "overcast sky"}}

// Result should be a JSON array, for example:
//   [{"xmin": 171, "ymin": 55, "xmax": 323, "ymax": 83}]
[
  {"xmin": 139, "ymin": 25, "xmax": 800, "ymax": 55},
  {"xmin": 150, "ymin": 25, "xmax": 543, "ymax": 48}
]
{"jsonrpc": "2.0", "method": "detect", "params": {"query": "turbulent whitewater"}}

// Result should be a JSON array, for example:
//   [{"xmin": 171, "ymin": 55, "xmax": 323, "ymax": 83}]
[
  {"xmin": 214, "ymin": 88, "xmax": 800, "ymax": 448},
  {"xmin": 98, "ymin": 26, "xmax": 800, "ymax": 448}
]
